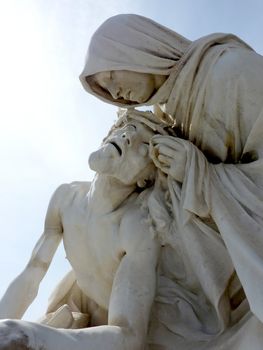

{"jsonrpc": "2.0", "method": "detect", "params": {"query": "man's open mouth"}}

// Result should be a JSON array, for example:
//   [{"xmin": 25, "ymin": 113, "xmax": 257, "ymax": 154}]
[{"xmin": 109, "ymin": 141, "xmax": 122, "ymax": 156}]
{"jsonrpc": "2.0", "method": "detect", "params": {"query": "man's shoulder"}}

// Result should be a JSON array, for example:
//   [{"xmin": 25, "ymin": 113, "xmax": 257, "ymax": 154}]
[
  {"xmin": 122, "ymin": 188, "xmax": 151, "ymax": 219},
  {"xmin": 120, "ymin": 189, "xmax": 156, "ymax": 250},
  {"xmin": 54, "ymin": 181, "xmax": 91, "ymax": 196},
  {"xmin": 49, "ymin": 181, "xmax": 92, "ymax": 208}
]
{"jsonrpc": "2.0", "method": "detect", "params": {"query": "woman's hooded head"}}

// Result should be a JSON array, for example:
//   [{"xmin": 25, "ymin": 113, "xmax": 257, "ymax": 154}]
[{"xmin": 79, "ymin": 14, "xmax": 191, "ymax": 107}]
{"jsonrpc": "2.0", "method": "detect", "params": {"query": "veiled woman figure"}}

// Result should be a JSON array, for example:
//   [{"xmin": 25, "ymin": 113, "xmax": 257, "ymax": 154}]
[{"xmin": 79, "ymin": 14, "xmax": 263, "ymax": 349}]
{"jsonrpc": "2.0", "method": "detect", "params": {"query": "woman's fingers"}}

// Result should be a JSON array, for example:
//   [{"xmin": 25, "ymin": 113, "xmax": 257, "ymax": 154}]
[
  {"xmin": 157, "ymin": 154, "xmax": 173, "ymax": 164},
  {"xmin": 150, "ymin": 144, "xmax": 183, "ymax": 163},
  {"xmin": 151, "ymin": 159, "xmax": 170, "ymax": 174},
  {"xmin": 151, "ymin": 135, "xmax": 185, "ymax": 151},
  {"xmin": 158, "ymin": 144, "xmax": 180, "ymax": 158}
]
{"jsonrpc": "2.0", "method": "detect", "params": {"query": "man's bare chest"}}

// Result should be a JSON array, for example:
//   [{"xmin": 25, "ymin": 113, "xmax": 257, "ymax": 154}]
[
  {"xmin": 61, "ymin": 199, "xmax": 124, "ymax": 267},
  {"xmin": 57, "ymin": 183, "xmax": 148, "ymax": 306}
]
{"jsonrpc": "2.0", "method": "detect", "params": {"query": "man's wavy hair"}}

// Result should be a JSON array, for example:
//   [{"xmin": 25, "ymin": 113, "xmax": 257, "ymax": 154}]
[{"xmin": 104, "ymin": 108, "xmax": 175, "ymax": 142}]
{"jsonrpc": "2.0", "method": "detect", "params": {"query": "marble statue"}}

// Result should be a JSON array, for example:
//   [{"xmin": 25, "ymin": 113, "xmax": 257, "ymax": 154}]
[
  {"xmin": 1, "ymin": 13, "xmax": 263, "ymax": 350},
  {"xmin": 80, "ymin": 13, "xmax": 263, "ymax": 349},
  {"xmin": 0, "ymin": 110, "xmax": 172, "ymax": 349}
]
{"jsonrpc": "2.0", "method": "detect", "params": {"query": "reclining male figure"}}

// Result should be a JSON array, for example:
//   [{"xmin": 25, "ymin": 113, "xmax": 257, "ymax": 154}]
[{"xmin": 0, "ymin": 111, "xmax": 166, "ymax": 350}]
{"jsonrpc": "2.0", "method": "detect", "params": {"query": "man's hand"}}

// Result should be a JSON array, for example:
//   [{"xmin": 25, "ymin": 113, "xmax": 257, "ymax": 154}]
[
  {"xmin": 0, "ymin": 320, "xmax": 31, "ymax": 350},
  {"xmin": 150, "ymin": 135, "xmax": 187, "ymax": 182}
]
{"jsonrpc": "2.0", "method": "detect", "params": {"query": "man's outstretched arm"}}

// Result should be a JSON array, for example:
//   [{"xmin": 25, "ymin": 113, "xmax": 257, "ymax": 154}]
[
  {"xmin": 0, "ymin": 210, "xmax": 159, "ymax": 350},
  {"xmin": 0, "ymin": 185, "xmax": 66, "ymax": 319}
]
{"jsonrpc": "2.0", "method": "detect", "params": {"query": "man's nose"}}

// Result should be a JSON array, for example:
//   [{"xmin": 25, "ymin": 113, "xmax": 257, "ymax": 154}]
[{"xmin": 121, "ymin": 132, "xmax": 132, "ymax": 145}]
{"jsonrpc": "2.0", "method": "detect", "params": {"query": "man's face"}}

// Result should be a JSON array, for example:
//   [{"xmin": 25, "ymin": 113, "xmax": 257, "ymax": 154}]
[
  {"xmin": 89, "ymin": 120, "xmax": 155, "ymax": 185},
  {"xmin": 92, "ymin": 70, "xmax": 157, "ymax": 103}
]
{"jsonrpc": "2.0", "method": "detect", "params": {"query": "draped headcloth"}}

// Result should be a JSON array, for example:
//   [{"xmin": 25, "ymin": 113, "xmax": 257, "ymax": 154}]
[{"xmin": 79, "ymin": 14, "xmax": 191, "ymax": 106}]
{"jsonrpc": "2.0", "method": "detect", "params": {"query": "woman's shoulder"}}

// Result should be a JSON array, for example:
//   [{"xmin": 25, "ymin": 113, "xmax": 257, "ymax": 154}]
[{"xmin": 212, "ymin": 47, "xmax": 263, "ymax": 81}]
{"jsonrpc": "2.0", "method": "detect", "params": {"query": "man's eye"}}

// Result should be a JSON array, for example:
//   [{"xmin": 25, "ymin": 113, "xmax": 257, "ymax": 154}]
[{"xmin": 128, "ymin": 124, "xmax": 136, "ymax": 130}]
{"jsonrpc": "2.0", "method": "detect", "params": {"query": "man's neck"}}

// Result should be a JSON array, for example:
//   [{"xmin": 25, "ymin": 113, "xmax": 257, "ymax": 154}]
[{"xmin": 88, "ymin": 174, "xmax": 137, "ymax": 214}]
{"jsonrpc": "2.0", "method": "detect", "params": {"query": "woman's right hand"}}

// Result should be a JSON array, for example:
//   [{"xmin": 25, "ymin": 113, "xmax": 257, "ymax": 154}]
[{"xmin": 149, "ymin": 135, "xmax": 187, "ymax": 182}]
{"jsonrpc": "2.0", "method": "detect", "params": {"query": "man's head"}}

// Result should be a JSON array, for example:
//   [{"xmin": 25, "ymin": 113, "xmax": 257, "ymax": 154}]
[{"xmin": 89, "ymin": 110, "xmax": 171, "ymax": 187}]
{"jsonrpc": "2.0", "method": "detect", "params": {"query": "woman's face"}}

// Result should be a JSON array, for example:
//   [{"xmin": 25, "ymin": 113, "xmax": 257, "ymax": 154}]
[{"xmin": 91, "ymin": 70, "xmax": 161, "ymax": 103}]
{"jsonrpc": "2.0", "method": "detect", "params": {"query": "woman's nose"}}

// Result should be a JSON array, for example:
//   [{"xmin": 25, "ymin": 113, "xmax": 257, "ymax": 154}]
[
  {"xmin": 111, "ymin": 90, "xmax": 120, "ymax": 99},
  {"xmin": 108, "ymin": 84, "xmax": 121, "ymax": 99}
]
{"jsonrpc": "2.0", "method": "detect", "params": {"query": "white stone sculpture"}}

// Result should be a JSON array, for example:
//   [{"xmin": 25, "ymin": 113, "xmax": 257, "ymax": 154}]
[
  {"xmin": 2, "ymin": 13, "xmax": 263, "ymax": 350},
  {"xmin": 1, "ymin": 109, "xmax": 263, "ymax": 350},
  {"xmin": 78, "ymin": 13, "xmax": 263, "ymax": 349},
  {"xmin": 0, "ymin": 110, "xmax": 172, "ymax": 350}
]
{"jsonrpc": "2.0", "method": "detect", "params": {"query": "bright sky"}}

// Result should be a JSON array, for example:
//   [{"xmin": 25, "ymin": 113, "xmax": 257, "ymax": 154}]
[{"xmin": 0, "ymin": 0, "xmax": 262, "ymax": 321}]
